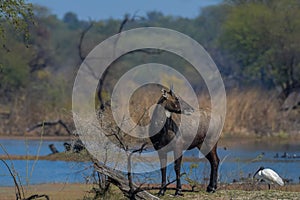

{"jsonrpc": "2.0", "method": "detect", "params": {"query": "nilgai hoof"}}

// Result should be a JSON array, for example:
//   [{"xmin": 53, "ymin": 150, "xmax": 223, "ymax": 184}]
[
  {"xmin": 174, "ymin": 189, "xmax": 183, "ymax": 196},
  {"xmin": 157, "ymin": 189, "xmax": 166, "ymax": 196},
  {"xmin": 206, "ymin": 185, "xmax": 216, "ymax": 193}
]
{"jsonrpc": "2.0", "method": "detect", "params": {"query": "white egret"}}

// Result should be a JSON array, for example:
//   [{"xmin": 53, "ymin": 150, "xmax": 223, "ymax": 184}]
[{"xmin": 253, "ymin": 166, "xmax": 284, "ymax": 189}]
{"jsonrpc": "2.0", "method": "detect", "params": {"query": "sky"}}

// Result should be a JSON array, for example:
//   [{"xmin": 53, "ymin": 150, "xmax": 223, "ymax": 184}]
[{"xmin": 27, "ymin": 0, "xmax": 222, "ymax": 20}]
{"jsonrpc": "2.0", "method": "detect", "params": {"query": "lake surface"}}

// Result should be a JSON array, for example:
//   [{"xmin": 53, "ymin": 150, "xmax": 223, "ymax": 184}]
[
  {"xmin": 0, "ymin": 139, "xmax": 93, "ymax": 186},
  {"xmin": 1, "ymin": 139, "xmax": 300, "ymax": 186}
]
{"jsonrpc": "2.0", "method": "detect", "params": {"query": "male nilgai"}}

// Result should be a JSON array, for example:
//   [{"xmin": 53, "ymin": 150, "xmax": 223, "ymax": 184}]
[{"xmin": 149, "ymin": 88, "xmax": 220, "ymax": 196}]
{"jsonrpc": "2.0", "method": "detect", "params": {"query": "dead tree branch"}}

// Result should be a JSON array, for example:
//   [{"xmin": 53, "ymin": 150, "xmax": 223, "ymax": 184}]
[
  {"xmin": 78, "ymin": 22, "xmax": 93, "ymax": 61},
  {"xmin": 24, "ymin": 194, "xmax": 49, "ymax": 200},
  {"xmin": 1, "ymin": 160, "xmax": 50, "ymax": 200},
  {"xmin": 76, "ymin": 13, "xmax": 163, "ymax": 111},
  {"xmin": 141, "ymin": 185, "xmax": 197, "ymax": 193},
  {"xmin": 97, "ymin": 13, "xmax": 163, "ymax": 111},
  {"xmin": 127, "ymin": 143, "xmax": 148, "ymax": 199},
  {"xmin": 118, "ymin": 12, "xmax": 141, "ymax": 33},
  {"xmin": 0, "ymin": 145, "xmax": 49, "ymax": 200},
  {"xmin": 0, "ymin": 144, "xmax": 25, "ymax": 199},
  {"xmin": 94, "ymin": 162, "xmax": 159, "ymax": 200},
  {"xmin": 26, "ymin": 119, "xmax": 72, "ymax": 135},
  {"xmin": 1, "ymin": 159, "xmax": 22, "ymax": 199},
  {"xmin": 105, "ymin": 127, "xmax": 128, "ymax": 151},
  {"xmin": 78, "ymin": 22, "xmax": 99, "ymax": 80}
]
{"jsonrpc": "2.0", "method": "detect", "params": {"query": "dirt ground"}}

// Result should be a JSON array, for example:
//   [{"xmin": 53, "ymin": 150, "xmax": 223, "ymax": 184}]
[
  {"xmin": 0, "ymin": 183, "xmax": 94, "ymax": 200},
  {"xmin": 1, "ymin": 183, "xmax": 300, "ymax": 200}
]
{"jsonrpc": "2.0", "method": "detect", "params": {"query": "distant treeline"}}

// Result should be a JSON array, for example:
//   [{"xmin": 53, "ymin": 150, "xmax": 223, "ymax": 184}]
[{"xmin": 0, "ymin": 0, "xmax": 299, "ymax": 135}]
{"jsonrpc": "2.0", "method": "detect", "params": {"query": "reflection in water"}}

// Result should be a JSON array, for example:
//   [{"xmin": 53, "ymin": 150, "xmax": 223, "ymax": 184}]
[{"xmin": 0, "ymin": 139, "xmax": 300, "ymax": 186}]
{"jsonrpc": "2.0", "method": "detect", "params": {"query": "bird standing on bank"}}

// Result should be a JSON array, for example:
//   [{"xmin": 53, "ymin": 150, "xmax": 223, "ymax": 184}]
[{"xmin": 253, "ymin": 166, "xmax": 284, "ymax": 189}]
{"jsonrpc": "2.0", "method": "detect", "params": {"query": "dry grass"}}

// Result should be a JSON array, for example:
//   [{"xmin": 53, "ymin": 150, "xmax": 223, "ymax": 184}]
[
  {"xmin": 2, "ymin": 183, "xmax": 300, "ymax": 200},
  {"xmin": 224, "ymin": 89, "xmax": 279, "ymax": 136},
  {"xmin": 1, "ymin": 85, "xmax": 299, "ymax": 138},
  {"xmin": 117, "ymin": 85, "xmax": 300, "ymax": 138},
  {"xmin": 224, "ymin": 89, "xmax": 300, "ymax": 137}
]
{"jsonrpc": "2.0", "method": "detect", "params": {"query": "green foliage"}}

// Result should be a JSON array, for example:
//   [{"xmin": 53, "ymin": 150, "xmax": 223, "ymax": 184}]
[
  {"xmin": 0, "ymin": 0, "xmax": 299, "ymax": 127},
  {"xmin": 276, "ymin": 130, "xmax": 289, "ymax": 139},
  {"xmin": 0, "ymin": 60, "xmax": 29, "ymax": 90},
  {"xmin": 184, "ymin": 162, "xmax": 202, "ymax": 188},
  {"xmin": 0, "ymin": 38, "xmax": 31, "ymax": 90},
  {"xmin": 0, "ymin": 0, "xmax": 33, "ymax": 40},
  {"xmin": 220, "ymin": 0, "xmax": 300, "ymax": 93},
  {"xmin": 63, "ymin": 12, "xmax": 80, "ymax": 30}
]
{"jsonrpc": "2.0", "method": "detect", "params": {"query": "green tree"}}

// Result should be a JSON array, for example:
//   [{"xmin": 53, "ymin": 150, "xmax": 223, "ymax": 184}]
[
  {"xmin": 221, "ymin": 0, "xmax": 300, "ymax": 96},
  {"xmin": 0, "ymin": 0, "xmax": 33, "ymax": 40},
  {"xmin": 0, "ymin": 0, "xmax": 33, "ymax": 93},
  {"xmin": 63, "ymin": 12, "xmax": 79, "ymax": 30},
  {"xmin": 0, "ymin": 30, "xmax": 31, "ymax": 96}
]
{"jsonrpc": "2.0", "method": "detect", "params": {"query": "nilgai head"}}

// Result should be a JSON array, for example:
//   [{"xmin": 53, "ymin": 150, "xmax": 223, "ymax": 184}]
[{"xmin": 158, "ymin": 88, "xmax": 194, "ymax": 116}]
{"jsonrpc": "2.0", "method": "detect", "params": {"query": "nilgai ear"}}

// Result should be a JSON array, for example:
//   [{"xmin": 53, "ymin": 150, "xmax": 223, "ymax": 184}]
[
  {"xmin": 170, "ymin": 84, "xmax": 174, "ymax": 95},
  {"xmin": 161, "ymin": 88, "xmax": 168, "ymax": 98}
]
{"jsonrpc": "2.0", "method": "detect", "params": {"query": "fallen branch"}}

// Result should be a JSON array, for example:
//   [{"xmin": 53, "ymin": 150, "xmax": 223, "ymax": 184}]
[
  {"xmin": 26, "ymin": 119, "xmax": 72, "ymax": 135},
  {"xmin": 25, "ymin": 194, "xmax": 49, "ymax": 200},
  {"xmin": 141, "ymin": 186, "xmax": 198, "ymax": 193},
  {"xmin": 94, "ymin": 162, "xmax": 159, "ymax": 200}
]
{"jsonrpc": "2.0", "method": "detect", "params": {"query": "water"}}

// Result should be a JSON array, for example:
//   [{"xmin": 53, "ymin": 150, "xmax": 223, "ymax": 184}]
[
  {"xmin": 193, "ymin": 141, "xmax": 300, "ymax": 184},
  {"xmin": 0, "ymin": 139, "xmax": 94, "ymax": 186},
  {"xmin": 0, "ymin": 139, "xmax": 300, "ymax": 186},
  {"xmin": 0, "ymin": 160, "xmax": 92, "ymax": 186},
  {"xmin": 0, "ymin": 139, "xmax": 66, "ymax": 156}
]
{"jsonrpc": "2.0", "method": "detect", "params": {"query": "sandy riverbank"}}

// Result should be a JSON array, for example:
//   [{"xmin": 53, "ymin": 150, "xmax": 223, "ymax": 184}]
[
  {"xmin": 0, "ymin": 183, "xmax": 94, "ymax": 200},
  {"xmin": 1, "ymin": 183, "xmax": 300, "ymax": 200}
]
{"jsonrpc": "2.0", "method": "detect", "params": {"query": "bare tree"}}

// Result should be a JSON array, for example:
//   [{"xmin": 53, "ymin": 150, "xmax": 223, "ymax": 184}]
[
  {"xmin": 0, "ymin": 144, "xmax": 49, "ymax": 200},
  {"xmin": 26, "ymin": 119, "xmax": 72, "ymax": 135},
  {"xmin": 77, "ymin": 13, "xmax": 163, "ymax": 111}
]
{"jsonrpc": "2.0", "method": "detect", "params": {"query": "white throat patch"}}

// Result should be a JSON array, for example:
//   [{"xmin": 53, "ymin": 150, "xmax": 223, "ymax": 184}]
[{"xmin": 165, "ymin": 110, "xmax": 171, "ymax": 118}]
